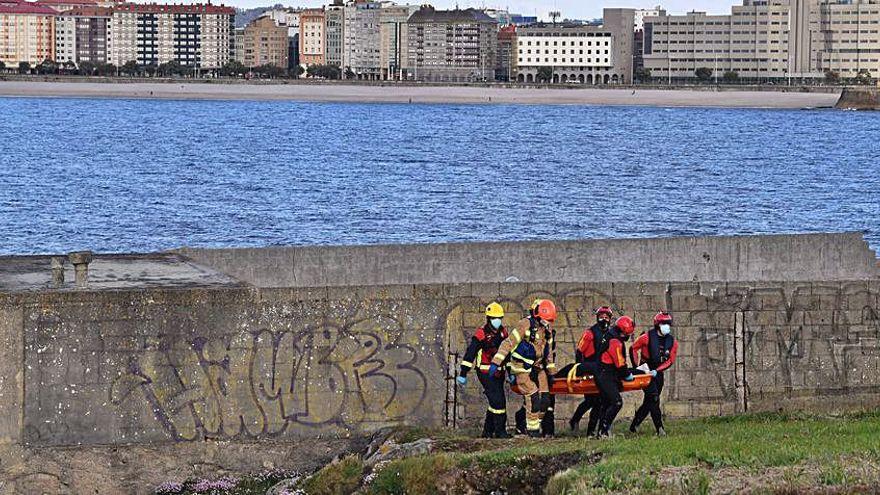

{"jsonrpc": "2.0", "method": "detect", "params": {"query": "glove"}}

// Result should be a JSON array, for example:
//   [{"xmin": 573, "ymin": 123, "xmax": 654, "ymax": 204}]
[
  {"xmin": 488, "ymin": 364, "xmax": 498, "ymax": 377},
  {"xmin": 649, "ymin": 370, "xmax": 658, "ymax": 378},
  {"xmin": 456, "ymin": 376, "xmax": 467, "ymax": 386},
  {"xmin": 508, "ymin": 374, "xmax": 517, "ymax": 384},
  {"xmin": 623, "ymin": 374, "xmax": 635, "ymax": 382}
]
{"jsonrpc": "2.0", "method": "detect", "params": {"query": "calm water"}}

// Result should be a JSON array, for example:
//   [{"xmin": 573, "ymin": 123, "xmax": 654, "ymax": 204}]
[{"xmin": 1, "ymin": 97, "xmax": 878, "ymax": 255}]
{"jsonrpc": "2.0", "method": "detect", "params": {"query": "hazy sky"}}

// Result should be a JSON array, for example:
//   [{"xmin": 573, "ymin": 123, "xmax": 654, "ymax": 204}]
[{"xmin": 229, "ymin": 0, "xmax": 739, "ymax": 19}]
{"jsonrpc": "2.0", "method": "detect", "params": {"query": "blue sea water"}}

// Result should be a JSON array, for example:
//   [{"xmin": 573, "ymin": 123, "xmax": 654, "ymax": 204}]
[{"xmin": 0, "ymin": 97, "xmax": 878, "ymax": 255}]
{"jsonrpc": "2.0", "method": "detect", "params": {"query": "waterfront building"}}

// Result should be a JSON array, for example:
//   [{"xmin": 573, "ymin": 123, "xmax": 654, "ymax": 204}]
[
  {"xmin": 0, "ymin": 0, "xmax": 56, "ymax": 66},
  {"xmin": 402, "ymin": 6, "xmax": 498, "ymax": 82},
  {"xmin": 642, "ymin": 0, "xmax": 880, "ymax": 81},
  {"xmin": 55, "ymin": 5, "xmax": 111, "ymax": 66},
  {"xmin": 342, "ymin": 0, "xmax": 380, "ymax": 78},
  {"xmin": 261, "ymin": 7, "xmax": 301, "ymax": 69},
  {"xmin": 109, "ymin": 3, "xmax": 234, "ymax": 70},
  {"xmin": 325, "ymin": 2, "xmax": 343, "ymax": 67},
  {"xmin": 239, "ymin": 15, "xmax": 288, "ymax": 68},
  {"xmin": 299, "ymin": 7, "xmax": 324, "ymax": 67},
  {"xmin": 378, "ymin": 3, "xmax": 418, "ymax": 79},
  {"xmin": 496, "ymin": 23, "xmax": 516, "ymax": 81},
  {"xmin": 514, "ymin": 8, "xmax": 636, "ymax": 84}
]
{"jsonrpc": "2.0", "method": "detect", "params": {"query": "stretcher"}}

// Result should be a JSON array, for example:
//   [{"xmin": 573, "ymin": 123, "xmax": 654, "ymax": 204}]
[{"xmin": 510, "ymin": 366, "xmax": 653, "ymax": 396}]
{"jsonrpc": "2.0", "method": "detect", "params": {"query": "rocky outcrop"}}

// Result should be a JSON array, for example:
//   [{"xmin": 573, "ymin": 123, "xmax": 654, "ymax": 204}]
[{"xmin": 835, "ymin": 87, "xmax": 880, "ymax": 110}]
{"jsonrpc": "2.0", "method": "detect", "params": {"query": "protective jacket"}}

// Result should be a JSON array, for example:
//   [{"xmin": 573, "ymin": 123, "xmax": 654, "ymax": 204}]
[
  {"xmin": 630, "ymin": 329, "xmax": 678, "ymax": 372},
  {"xmin": 576, "ymin": 322, "xmax": 609, "ymax": 370},
  {"xmin": 492, "ymin": 316, "xmax": 556, "ymax": 374},
  {"xmin": 459, "ymin": 324, "xmax": 508, "ymax": 377}
]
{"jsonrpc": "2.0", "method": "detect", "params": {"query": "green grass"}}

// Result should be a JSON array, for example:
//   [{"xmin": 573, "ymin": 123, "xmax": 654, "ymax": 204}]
[{"xmin": 300, "ymin": 456, "xmax": 365, "ymax": 495}]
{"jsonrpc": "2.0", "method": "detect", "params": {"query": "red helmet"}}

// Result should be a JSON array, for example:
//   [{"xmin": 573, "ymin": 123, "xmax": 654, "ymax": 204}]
[
  {"xmin": 615, "ymin": 316, "xmax": 635, "ymax": 336},
  {"xmin": 653, "ymin": 311, "xmax": 673, "ymax": 326},
  {"xmin": 536, "ymin": 299, "xmax": 557, "ymax": 323},
  {"xmin": 595, "ymin": 306, "xmax": 613, "ymax": 318}
]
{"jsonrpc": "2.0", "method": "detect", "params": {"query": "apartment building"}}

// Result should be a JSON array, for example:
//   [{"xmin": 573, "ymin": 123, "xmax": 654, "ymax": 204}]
[
  {"xmin": 55, "ymin": 5, "xmax": 111, "ymax": 65},
  {"xmin": 259, "ymin": 8, "xmax": 302, "ymax": 69},
  {"xmin": 34, "ymin": 0, "xmax": 113, "ymax": 12},
  {"xmin": 299, "ymin": 7, "xmax": 324, "ymax": 66},
  {"xmin": 238, "ymin": 15, "xmax": 288, "ymax": 68},
  {"xmin": 402, "ymin": 7, "xmax": 498, "ymax": 82},
  {"xmin": 642, "ymin": 0, "xmax": 880, "ymax": 81},
  {"xmin": 342, "ymin": 1, "xmax": 380, "ymax": 77},
  {"xmin": 378, "ymin": 4, "xmax": 417, "ymax": 79},
  {"xmin": 0, "ymin": 0, "xmax": 56, "ymax": 66},
  {"xmin": 325, "ymin": 2, "xmax": 343, "ymax": 66},
  {"xmin": 514, "ymin": 8, "xmax": 636, "ymax": 84},
  {"xmin": 497, "ymin": 23, "xmax": 516, "ymax": 80},
  {"xmin": 109, "ymin": 3, "xmax": 234, "ymax": 70}
]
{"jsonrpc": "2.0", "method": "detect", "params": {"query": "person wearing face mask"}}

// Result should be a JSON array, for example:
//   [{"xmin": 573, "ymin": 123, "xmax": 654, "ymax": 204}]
[
  {"xmin": 595, "ymin": 315, "xmax": 637, "ymax": 438},
  {"xmin": 491, "ymin": 299, "xmax": 558, "ymax": 437},
  {"xmin": 457, "ymin": 302, "xmax": 511, "ymax": 438},
  {"xmin": 629, "ymin": 311, "xmax": 679, "ymax": 436},
  {"xmin": 568, "ymin": 306, "xmax": 614, "ymax": 434}
]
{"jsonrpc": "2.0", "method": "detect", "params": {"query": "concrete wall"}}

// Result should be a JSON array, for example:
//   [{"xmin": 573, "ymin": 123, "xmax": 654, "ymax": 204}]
[
  {"xmin": 177, "ymin": 232, "xmax": 879, "ymax": 288},
  {"xmin": 2, "ymin": 277, "xmax": 880, "ymax": 493}
]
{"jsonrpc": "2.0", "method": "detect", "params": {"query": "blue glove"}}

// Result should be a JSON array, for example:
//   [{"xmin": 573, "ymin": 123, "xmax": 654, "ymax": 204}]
[
  {"xmin": 488, "ymin": 364, "xmax": 498, "ymax": 377},
  {"xmin": 456, "ymin": 376, "xmax": 467, "ymax": 386},
  {"xmin": 508, "ymin": 374, "xmax": 517, "ymax": 384},
  {"xmin": 623, "ymin": 374, "xmax": 635, "ymax": 382},
  {"xmin": 649, "ymin": 370, "xmax": 658, "ymax": 378}
]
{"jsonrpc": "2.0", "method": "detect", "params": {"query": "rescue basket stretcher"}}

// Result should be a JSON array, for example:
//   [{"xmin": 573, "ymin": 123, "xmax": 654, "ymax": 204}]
[{"xmin": 510, "ymin": 366, "xmax": 653, "ymax": 396}]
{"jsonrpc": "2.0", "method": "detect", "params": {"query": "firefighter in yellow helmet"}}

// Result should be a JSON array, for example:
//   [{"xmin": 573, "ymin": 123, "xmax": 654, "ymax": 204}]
[
  {"xmin": 457, "ymin": 302, "xmax": 511, "ymax": 438},
  {"xmin": 490, "ymin": 299, "xmax": 558, "ymax": 437}
]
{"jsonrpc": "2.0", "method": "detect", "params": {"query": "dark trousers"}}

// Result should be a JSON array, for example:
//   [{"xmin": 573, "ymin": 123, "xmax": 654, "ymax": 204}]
[
  {"xmin": 571, "ymin": 395, "xmax": 603, "ymax": 434},
  {"xmin": 478, "ymin": 372, "xmax": 507, "ymax": 437},
  {"xmin": 631, "ymin": 371, "xmax": 665, "ymax": 431},
  {"xmin": 596, "ymin": 368, "xmax": 623, "ymax": 434}
]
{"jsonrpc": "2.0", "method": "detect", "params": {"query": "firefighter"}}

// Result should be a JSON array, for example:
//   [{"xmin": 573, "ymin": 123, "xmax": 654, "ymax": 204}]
[
  {"xmin": 629, "ymin": 311, "xmax": 679, "ymax": 436},
  {"xmin": 595, "ymin": 315, "xmax": 636, "ymax": 438},
  {"xmin": 491, "ymin": 299, "xmax": 557, "ymax": 437},
  {"xmin": 457, "ymin": 302, "xmax": 511, "ymax": 438},
  {"xmin": 569, "ymin": 306, "xmax": 613, "ymax": 435}
]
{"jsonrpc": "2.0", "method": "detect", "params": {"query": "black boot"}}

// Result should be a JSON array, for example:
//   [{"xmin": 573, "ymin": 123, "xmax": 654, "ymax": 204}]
[
  {"xmin": 527, "ymin": 429, "xmax": 542, "ymax": 438},
  {"xmin": 515, "ymin": 407, "xmax": 527, "ymax": 435},
  {"xmin": 481, "ymin": 411, "xmax": 492, "ymax": 438},
  {"xmin": 493, "ymin": 413, "xmax": 511, "ymax": 439}
]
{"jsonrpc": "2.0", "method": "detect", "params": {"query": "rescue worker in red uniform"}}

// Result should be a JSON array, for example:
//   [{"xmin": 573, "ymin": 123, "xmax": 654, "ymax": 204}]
[
  {"xmin": 596, "ymin": 315, "xmax": 636, "ymax": 438},
  {"xmin": 629, "ymin": 311, "xmax": 679, "ymax": 436},
  {"xmin": 568, "ymin": 306, "xmax": 613, "ymax": 435},
  {"xmin": 457, "ymin": 302, "xmax": 511, "ymax": 438},
  {"xmin": 492, "ymin": 299, "xmax": 557, "ymax": 437}
]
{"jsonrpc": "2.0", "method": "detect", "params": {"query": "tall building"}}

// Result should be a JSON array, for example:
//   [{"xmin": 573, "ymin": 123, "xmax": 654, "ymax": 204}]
[
  {"xmin": 378, "ymin": 4, "xmax": 418, "ymax": 80},
  {"xmin": 514, "ymin": 9, "xmax": 636, "ymax": 84},
  {"xmin": 55, "ymin": 6, "xmax": 111, "ymax": 66},
  {"xmin": 642, "ymin": 0, "xmax": 880, "ymax": 81},
  {"xmin": 325, "ymin": 3, "xmax": 343, "ymax": 66},
  {"xmin": 299, "ymin": 7, "xmax": 324, "ymax": 66},
  {"xmin": 238, "ymin": 15, "xmax": 288, "ymax": 68},
  {"xmin": 0, "ymin": 0, "xmax": 56, "ymax": 66},
  {"xmin": 402, "ymin": 7, "xmax": 498, "ymax": 82},
  {"xmin": 342, "ymin": 1, "xmax": 380, "ymax": 78},
  {"xmin": 496, "ymin": 23, "xmax": 516, "ymax": 81},
  {"xmin": 109, "ymin": 3, "xmax": 234, "ymax": 70},
  {"xmin": 261, "ymin": 7, "xmax": 301, "ymax": 69}
]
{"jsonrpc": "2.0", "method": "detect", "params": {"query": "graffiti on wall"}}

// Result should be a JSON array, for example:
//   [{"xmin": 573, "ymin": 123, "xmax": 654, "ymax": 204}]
[{"xmin": 109, "ymin": 315, "xmax": 429, "ymax": 442}]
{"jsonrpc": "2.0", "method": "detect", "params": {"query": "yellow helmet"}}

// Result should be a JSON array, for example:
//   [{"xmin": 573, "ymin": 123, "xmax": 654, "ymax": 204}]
[
  {"xmin": 485, "ymin": 302, "xmax": 505, "ymax": 318},
  {"xmin": 530, "ymin": 299, "xmax": 543, "ymax": 312}
]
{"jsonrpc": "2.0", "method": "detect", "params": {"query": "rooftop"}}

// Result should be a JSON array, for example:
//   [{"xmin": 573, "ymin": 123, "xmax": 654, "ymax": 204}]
[
  {"xmin": 0, "ymin": 0, "xmax": 57, "ymax": 14},
  {"xmin": 408, "ymin": 7, "xmax": 496, "ymax": 24},
  {"xmin": 113, "ymin": 2, "xmax": 234, "ymax": 14}
]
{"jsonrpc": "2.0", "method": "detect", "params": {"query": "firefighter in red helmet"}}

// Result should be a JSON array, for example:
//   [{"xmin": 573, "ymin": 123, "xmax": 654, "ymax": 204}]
[
  {"xmin": 629, "ymin": 311, "xmax": 679, "ymax": 436},
  {"xmin": 569, "ymin": 306, "xmax": 613, "ymax": 435},
  {"xmin": 595, "ymin": 315, "xmax": 637, "ymax": 438}
]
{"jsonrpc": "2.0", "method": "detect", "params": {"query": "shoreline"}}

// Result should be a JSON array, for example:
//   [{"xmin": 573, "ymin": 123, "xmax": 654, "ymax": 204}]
[{"xmin": 0, "ymin": 80, "xmax": 842, "ymax": 108}]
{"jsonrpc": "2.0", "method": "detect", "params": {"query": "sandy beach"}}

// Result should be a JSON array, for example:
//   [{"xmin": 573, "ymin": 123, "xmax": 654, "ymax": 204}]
[{"xmin": 0, "ymin": 80, "xmax": 841, "ymax": 108}]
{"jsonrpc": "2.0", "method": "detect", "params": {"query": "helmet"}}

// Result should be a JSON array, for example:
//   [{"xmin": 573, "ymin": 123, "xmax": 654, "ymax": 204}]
[
  {"xmin": 535, "ymin": 299, "xmax": 557, "ymax": 323},
  {"xmin": 653, "ymin": 311, "xmax": 673, "ymax": 327},
  {"xmin": 485, "ymin": 302, "xmax": 505, "ymax": 318},
  {"xmin": 595, "ymin": 306, "xmax": 613, "ymax": 320},
  {"xmin": 615, "ymin": 316, "xmax": 635, "ymax": 336}
]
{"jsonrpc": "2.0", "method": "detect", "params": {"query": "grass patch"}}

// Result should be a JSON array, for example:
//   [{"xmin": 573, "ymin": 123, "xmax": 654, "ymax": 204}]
[
  {"xmin": 366, "ymin": 454, "xmax": 456, "ymax": 495},
  {"xmin": 300, "ymin": 455, "xmax": 364, "ymax": 495}
]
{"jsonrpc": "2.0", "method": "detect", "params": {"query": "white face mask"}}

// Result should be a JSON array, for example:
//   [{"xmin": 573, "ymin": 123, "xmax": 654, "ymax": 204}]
[
  {"xmin": 490, "ymin": 318, "xmax": 503, "ymax": 329},
  {"xmin": 659, "ymin": 324, "xmax": 672, "ymax": 336}
]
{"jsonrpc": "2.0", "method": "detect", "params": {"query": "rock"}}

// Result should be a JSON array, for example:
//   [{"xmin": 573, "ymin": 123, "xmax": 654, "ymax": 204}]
[
  {"xmin": 266, "ymin": 476, "xmax": 302, "ymax": 495},
  {"xmin": 363, "ymin": 438, "xmax": 435, "ymax": 468},
  {"xmin": 835, "ymin": 87, "xmax": 880, "ymax": 110}
]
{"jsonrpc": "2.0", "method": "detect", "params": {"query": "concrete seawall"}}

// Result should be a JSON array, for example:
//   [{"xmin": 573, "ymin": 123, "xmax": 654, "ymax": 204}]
[{"xmin": 1, "ymin": 233, "xmax": 878, "ymax": 493}]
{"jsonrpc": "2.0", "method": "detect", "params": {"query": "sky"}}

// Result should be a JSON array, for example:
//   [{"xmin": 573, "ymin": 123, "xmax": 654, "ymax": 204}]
[{"xmin": 227, "ymin": 0, "xmax": 739, "ymax": 19}]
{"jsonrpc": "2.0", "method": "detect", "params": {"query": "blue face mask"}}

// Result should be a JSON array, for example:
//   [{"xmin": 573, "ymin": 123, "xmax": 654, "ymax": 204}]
[
  {"xmin": 659, "ymin": 324, "xmax": 672, "ymax": 336},
  {"xmin": 490, "ymin": 318, "xmax": 503, "ymax": 329}
]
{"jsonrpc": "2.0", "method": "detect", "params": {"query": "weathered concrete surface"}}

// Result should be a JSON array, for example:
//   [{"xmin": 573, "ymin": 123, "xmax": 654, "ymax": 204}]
[
  {"xmin": 178, "ymin": 233, "xmax": 879, "ymax": 288},
  {"xmin": 835, "ymin": 87, "xmax": 880, "ymax": 110},
  {"xmin": 0, "ymin": 253, "xmax": 242, "ymax": 292},
  {"xmin": 1, "ymin": 278, "xmax": 880, "ymax": 493}
]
